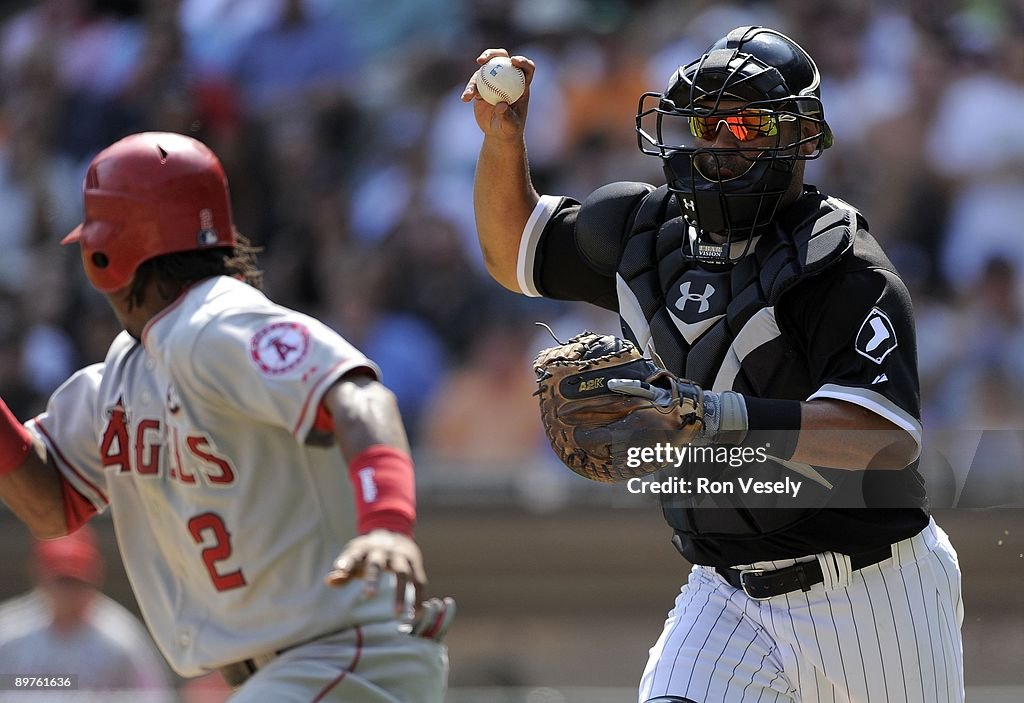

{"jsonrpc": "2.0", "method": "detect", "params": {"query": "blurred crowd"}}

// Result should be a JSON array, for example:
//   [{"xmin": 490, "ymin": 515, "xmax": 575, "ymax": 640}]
[
  {"xmin": 0, "ymin": 525, "xmax": 173, "ymax": 700},
  {"xmin": 0, "ymin": 0, "xmax": 1022, "ymax": 506}
]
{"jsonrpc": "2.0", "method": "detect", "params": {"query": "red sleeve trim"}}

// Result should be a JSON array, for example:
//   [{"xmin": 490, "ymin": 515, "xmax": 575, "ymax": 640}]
[
  {"xmin": 312, "ymin": 401, "xmax": 335, "ymax": 435},
  {"xmin": 60, "ymin": 477, "xmax": 98, "ymax": 533},
  {"xmin": 34, "ymin": 422, "xmax": 109, "ymax": 505},
  {"xmin": 294, "ymin": 360, "xmax": 345, "ymax": 437},
  {"xmin": 0, "ymin": 399, "xmax": 33, "ymax": 477},
  {"xmin": 347, "ymin": 445, "xmax": 415, "ymax": 537},
  {"xmin": 294, "ymin": 361, "xmax": 378, "ymax": 438}
]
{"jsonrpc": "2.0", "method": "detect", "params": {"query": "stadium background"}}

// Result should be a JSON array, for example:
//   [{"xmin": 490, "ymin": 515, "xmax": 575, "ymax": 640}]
[{"xmin": 0, "ymin": 0, "xmax": 1022, "ymax": 700}]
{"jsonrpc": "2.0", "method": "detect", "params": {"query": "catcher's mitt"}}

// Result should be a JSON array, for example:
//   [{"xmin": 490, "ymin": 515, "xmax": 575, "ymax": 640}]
[{"xmin": 532, "ymin": 331, "xmax": 704, "ymax": 482}]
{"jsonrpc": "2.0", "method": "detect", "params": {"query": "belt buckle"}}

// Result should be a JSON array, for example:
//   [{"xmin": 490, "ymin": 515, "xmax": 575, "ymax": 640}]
[
  {"xmin": 219, "ymin": 661, "xmax": 253, "ymax": 689},
  {"xmin": 738, "ymin": 568, "xmax": 771, "ymax": 601},
  {"xmin": 220, "ymin": 652, "xmax": 277, "ymax": 689}
]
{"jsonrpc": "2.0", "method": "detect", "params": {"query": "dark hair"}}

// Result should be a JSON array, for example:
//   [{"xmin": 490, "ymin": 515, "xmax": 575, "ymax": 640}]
[{"xmin": 127, "ymin": 231, "xmax": 262, "ymax": 309}]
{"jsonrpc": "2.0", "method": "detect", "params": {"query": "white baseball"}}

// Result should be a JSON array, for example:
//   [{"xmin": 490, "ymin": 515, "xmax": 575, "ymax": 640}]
[{"xmin": 476, "ymin": 57, "xmax": 526, "ymax": 106}]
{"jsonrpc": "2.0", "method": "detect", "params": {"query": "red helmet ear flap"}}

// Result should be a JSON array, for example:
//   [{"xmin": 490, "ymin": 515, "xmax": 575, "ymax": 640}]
[{"xmin": 63, "ymin": 132, "xmax": 235, "ymax": 292}]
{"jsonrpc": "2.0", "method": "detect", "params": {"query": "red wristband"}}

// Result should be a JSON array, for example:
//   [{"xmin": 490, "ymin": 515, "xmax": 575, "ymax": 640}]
[
  {"xmin": 348, "ymin": 445, "xmax": 416, "ymax": 536},
  {"xmin": 0, "ymin": 399, "xmax": 33, "ymax": 477},
  {"xmin": 61, "ymin": 480, "xmax": 99, "ymax": 533}
]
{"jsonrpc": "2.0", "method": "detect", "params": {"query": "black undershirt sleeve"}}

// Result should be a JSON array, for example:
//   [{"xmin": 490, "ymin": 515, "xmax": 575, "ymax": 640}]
[
  {"xmin": 534, "ymin": 201, "xmax": 619, "ymax": 310},
  {"xmin": 533, "ymin": 183, "xmax": 654, "ymax": 312}
]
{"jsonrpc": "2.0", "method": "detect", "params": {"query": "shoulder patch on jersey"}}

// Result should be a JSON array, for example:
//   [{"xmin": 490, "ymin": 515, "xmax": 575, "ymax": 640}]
[
  {"xmin": 250, "ymin": 321, "xmax": 311, "ymax": 376},
  {"xmin": 855, "ymin": 307, "xmax": 898, "ymax": 364}
]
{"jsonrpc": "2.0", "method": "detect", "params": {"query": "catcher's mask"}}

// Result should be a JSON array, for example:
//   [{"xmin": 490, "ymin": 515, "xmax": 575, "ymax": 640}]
[
  {"xmin": 636, "ymin": 26, "xmax": 832, "ymax": 265},
  {"xmin": 62, "ymin": 132, "xmax": 236, "ymax": 292}
]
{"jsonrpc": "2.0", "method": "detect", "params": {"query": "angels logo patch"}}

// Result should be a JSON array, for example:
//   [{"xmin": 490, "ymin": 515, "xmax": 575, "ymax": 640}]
[
  {"xmin": 250, "ymin": 322, "xmax": 311, "ymax": 376},
  {"xmin": 855, "ymin": 307, "xmax": 898, "ymax": 364}
]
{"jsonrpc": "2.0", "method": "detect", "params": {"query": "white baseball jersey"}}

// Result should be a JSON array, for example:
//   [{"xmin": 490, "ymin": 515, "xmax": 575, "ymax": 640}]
[{"xmin": 26, "ymin": 276, "xmax": 395, "ymax": 677}]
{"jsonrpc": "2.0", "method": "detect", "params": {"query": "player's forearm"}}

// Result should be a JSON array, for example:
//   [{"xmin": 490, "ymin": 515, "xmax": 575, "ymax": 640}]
[
  {"xmin": 0, "ymin": 399, "xmax": 66, "ymax": 537},
  {"xmin": 790, "ymin": 399, "xmax": 918, "ymax": 470},
  {"xmin": 0, "ymin": 452, "xmax": 67, "ymax": 538},
  {"xmin": 325, "ymin": 374, "xmax": 416, "ymax": 535},
  {"xmin": 702, "ymin": 393, "xmax": 917, "ymax": 470},
  {"xmin": 326, "ymin": 374, "xmax": 411, "ymax": 459},
  {"xmin": 474, "ymin": 136, "xmax": 539, "ymax": 292}
]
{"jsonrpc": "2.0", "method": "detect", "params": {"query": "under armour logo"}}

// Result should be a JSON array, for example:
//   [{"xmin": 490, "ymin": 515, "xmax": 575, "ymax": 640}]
[{"xmin": 677, "ymin": 282, "xmax": 716, "ymax": 314}]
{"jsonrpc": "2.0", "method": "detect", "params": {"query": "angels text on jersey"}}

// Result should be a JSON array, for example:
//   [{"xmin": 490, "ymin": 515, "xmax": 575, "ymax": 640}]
[{"xmin": 100, "ymin": 393, "xmax": 238, "ymax": 487}]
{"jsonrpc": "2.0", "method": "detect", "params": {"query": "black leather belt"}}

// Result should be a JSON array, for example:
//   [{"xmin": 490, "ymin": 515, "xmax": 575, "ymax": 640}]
[
  {"xmin": 716, "ymin": 545, "xmax": 893, "ymax": 600},
  {"xmin": 218, "ymin": 626, "xmax": 354, "ymax": 688},
  {"xmin": 220, "ymin": 653, "xmax": 278, "ymax": 689}
]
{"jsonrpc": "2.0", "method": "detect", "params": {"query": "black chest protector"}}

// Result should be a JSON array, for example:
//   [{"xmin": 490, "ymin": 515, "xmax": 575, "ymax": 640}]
[{"xmin": 617, "ymin": 185, "xmax": 861, "ymax": 541}]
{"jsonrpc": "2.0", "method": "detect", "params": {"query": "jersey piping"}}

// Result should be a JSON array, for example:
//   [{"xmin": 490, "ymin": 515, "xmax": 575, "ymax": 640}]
[
  {"xmin": 517, "ymin": 195, "xmax": 561, "ymax": 297},
  {"xmin": 808, "ymin": 383, "xmax": 923, "ymax": 459},
  {"xmin": 33, "ymin": 421, "xmax": 109, "ymax": 510}
]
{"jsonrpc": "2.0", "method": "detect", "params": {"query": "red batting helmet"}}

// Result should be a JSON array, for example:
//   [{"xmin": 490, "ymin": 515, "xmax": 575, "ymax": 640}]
[{"xmin": 63, "ymin": 132, "xmax": 236, "ymax": 292}]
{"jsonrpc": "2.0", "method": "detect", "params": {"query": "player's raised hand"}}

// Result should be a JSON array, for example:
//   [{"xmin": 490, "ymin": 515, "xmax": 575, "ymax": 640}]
[
  {"xmin": 326, "ymin": 529, "xmax": 427, "ymax": 613},
  {"xmin": 462, "ymin": 49, "xmax": 535, "ymax": 140}
]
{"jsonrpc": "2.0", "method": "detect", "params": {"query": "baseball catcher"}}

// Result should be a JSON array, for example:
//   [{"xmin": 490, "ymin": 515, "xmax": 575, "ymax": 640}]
[
  {"xmin": 533, "ymin": 330, "xmax": 709, "ymax": 482},
  {"xmin": 469, "ymin": 24, "xmax": 964, "ymax": 702}
]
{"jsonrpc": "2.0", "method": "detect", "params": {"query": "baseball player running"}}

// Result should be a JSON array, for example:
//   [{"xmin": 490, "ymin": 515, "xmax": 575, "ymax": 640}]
[
  {"xmin": 465, "ymin": 27, "xmax": 963, "ymax": 703},
  {"xmin": 0, "ymin": 132, "xmax": 449, "ymax": 701}
]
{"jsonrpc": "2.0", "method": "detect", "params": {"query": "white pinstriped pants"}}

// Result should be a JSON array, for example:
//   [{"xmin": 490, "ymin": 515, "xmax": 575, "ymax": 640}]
[{"xmin": 639, "ymin": 519, "xmax": 964, "ymax": 702}]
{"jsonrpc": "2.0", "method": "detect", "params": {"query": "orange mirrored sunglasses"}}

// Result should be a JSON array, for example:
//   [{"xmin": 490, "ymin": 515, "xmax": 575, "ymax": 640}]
[{"xmin": 687, "ymin": 109, "xmax": 781, "ymax": 142}]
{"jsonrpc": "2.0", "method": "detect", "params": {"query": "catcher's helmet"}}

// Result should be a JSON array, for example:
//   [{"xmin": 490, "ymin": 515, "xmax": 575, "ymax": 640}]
[
  {"xmin": 63, "ymin": 132, "xmax": 236, "ymax": 292},
  {"xmin": 636, "ymin": 26, "xmax": 832, "ymax": 264}
]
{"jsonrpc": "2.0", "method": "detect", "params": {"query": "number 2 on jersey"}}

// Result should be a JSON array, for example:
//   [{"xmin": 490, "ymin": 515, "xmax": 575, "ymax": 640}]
[{"xmin": 187, "ymin": 513, "xmax": 247, "ymax": 591}]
